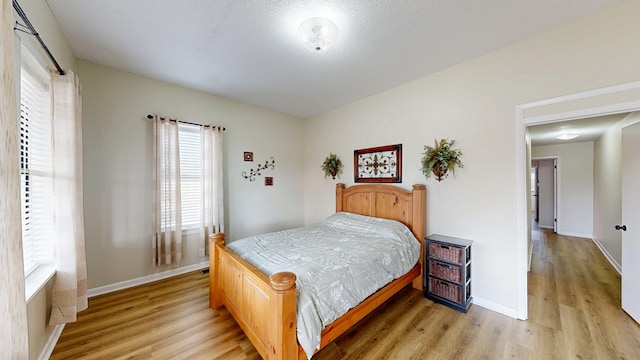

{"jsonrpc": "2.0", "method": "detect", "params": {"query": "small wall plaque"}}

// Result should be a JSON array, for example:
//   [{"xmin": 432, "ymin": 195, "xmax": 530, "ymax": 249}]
[
  {"xmin": 265, "ymin": 177, "xmax": 273, "ymax": 186},
  {"xmin": 244, "ymin": 152, "xmax": 253, "ymax": 161}
]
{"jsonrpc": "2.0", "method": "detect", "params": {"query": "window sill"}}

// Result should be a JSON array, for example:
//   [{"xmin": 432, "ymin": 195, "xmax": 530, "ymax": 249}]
[
  {"xmin": 182, "ymin": 227, "xmax": 200, "ymax": 236},
  {"xmin": 25, "ymin": 263, "xmax": 55, "ymax": 303}
]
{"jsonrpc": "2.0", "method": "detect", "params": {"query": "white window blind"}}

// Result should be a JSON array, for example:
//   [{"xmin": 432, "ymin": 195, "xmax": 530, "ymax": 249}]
[
  {"xmin": 19, "ymin": 52, "xmax": 54, "ymax": 276},
  {"xmin": 178, "ymin": 123, "xmax": 202, "ymax": 229}
]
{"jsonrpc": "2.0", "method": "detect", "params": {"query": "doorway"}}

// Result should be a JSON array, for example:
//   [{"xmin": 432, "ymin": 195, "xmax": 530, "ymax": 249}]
[{"xmin": 515, "ymin": 81, "xmax": 640, "ymax": 320}]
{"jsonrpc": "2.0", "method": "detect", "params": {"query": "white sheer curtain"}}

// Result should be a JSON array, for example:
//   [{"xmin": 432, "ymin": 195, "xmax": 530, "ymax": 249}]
[
  {"xmin": 153, "ymin": 116, "xmax": 182, "ymax": 266},
  {"xmin": 1, "ymin": 0, "xmax": 28, "ymax": 353},
  {"xmin": 49, "ymin": 69, "xmax": 88, "ymax": 324},
  {"xmin": 200, "ymin": 125, "xmax": 224, "ymax": 256}
]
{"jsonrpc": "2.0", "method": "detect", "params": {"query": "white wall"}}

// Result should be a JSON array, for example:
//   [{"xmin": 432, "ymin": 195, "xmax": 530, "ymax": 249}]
[
  {"xmin": 78, "ymin": 61, "xmax": 305, "ymax": 289},
  {"xmin": 303, "ymin": 1, "xmax": 640, "ymax": 315},
  {"xmin": 533, "ymin": 143, "xmax": 594, "ymax": 238},
  {"xmin": 593, "ymin": 112, "xmax": 640, "ymax": 270}
]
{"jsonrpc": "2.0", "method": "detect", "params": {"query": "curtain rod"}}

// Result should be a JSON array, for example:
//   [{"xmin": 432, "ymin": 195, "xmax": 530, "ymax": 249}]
[
  {"xmin": 146, "ymin": 114, "xmax": 226, "ymax": 131},
  {"xmin": 13, "ymin": 0, "xmax": 65, "ymax": 75}
]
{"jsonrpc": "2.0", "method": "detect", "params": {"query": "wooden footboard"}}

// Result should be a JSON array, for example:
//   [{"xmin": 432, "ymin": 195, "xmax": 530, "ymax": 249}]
[{"xmin": 210, "ymin": 232, "xmax": 297, "ymax": 360}]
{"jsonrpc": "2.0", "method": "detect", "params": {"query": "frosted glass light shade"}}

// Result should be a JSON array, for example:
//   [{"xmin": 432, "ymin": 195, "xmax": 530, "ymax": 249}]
[
  {"xmin": 298, "ymin": 18, "xmax": 338, "ymax": 53},
  {"xmin": 556, "ymin": 134, "xmax": 579, "ymax": 140}
]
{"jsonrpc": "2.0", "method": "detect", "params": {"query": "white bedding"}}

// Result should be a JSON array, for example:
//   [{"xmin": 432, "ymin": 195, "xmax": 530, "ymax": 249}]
[{"xmin": 226, "ymin": 212, "xmax": 420, "ymax": 358}]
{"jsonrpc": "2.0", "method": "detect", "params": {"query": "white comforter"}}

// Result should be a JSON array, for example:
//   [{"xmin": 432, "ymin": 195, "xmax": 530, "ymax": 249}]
[{"xmin": 226, "ymin": 212, "xmax": 420, "ymax": 358}]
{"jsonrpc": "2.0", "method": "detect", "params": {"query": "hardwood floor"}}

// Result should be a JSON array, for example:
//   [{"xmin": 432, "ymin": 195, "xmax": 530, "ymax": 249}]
[{"xmin": 51, "ymin": 229, "xmax": 640, "ymax": 359}]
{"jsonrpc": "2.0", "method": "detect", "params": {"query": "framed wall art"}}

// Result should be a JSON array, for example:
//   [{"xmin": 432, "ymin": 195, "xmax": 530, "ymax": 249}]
[{"xmin": 354, "ymin": 144, "xmax": 402, "ymax": 183}]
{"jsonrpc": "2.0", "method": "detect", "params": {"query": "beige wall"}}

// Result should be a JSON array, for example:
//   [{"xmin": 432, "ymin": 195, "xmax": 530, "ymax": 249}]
[
  {"xmin": 532, "ymin": 142, "xmax": 594, "ymax": 238},
  {"xmin": 77, "ymin": 60, "xmax": 305, "ymax": 289},
  {"xmin": 303, "ymin": 1, "xmax": 640, "ymax": 314},
  {"xmin": 593, "ymin": 112, "xmax": 640, "ymax": 270},
  {"xmin": 17, "ymin": 0, "xmax": 75, "ymax": 71}
]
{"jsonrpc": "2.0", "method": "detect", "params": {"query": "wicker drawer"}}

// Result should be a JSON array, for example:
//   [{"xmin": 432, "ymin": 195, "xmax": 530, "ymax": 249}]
[
  {"xmin": 428, "ymin": 260, "xmax": 462, "ymax": 283},
  {"xmin": 425, "ymin": 235, "xmax": 472, "ymax": 313},
  {"xmin": 428, "ymin": 277, "xmax": 463, "ymax": 304},
  {"xmin": 429, "ymin": 242, "xmax": 465, "ymax": 265}
]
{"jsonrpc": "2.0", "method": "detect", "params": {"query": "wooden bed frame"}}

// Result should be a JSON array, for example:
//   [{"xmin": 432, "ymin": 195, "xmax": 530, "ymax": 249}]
[{"xmin": 209, "ymin": 183, "xmax": 426, "ymax": 359}]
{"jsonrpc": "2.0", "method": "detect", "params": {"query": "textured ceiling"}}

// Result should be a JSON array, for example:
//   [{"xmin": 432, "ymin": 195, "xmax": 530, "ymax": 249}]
[{"xmin": 46, "ymin": 0, "xmax": 623, "ymax": 118}]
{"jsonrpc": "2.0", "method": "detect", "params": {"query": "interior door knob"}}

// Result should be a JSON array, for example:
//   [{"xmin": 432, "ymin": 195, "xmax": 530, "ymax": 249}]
[{"xmin": 615, "ymin": 225, "xmax": 627, "ymax": 231}]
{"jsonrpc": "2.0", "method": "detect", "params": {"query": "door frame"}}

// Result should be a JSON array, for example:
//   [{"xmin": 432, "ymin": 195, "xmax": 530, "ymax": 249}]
[
  {"xmin": 530, "ymin": 165, "xmax": 539, "ymax": 222},
  {"xmin": 515, "ymin": 80, "xmax": 640, "ymax": 320}
]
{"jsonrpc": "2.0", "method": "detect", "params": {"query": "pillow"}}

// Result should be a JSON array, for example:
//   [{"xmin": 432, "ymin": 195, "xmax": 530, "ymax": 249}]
[{"xmin": 322, "ymin": 212, "xmax": 417, "ymax": 243}]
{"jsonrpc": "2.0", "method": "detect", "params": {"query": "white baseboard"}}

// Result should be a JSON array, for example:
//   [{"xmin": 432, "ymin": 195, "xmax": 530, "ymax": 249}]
[
  {"xmin": 87, "ymin": 261, "xmax": 209, "ymax": 298},
  {"xmin": 538, "ymin": 225, "xmax": 554, "ymax": 230},
  {"xmin": 592, "ymin": 237, "xmax": 622, "ymax": 275},
  {"xmin": 38, "ymin": 324, "xmax": 65, "ymax": 360},
  {"xmin": 558, "ymin": 231, "xmax": 592, "ymax": 239},
  {"xmin": 473, "ymin": 296, "xmax": 518, "ymax": 318}
]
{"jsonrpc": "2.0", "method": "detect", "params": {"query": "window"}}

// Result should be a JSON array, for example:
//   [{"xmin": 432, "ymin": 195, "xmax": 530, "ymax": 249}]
[
  {"xmin": 178, "ymin": 123, "xmax": 202, "ymax": 230},
  {"xmin": 19, "ymin": 46, "xmax": 54, "ymax": 276},
  {"xmin": 157, "ymin": 121, "xmax": 222, "ymax": 237}
]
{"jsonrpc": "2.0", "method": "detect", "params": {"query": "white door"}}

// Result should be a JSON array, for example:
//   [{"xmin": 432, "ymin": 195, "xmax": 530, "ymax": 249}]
[
  {"xmin": 621, "ymin": 121, "xmax": 640, "ymax": 324},
  {"xmin": 535, "ymin": 158, "xmax": 556, "ymax": 231}
]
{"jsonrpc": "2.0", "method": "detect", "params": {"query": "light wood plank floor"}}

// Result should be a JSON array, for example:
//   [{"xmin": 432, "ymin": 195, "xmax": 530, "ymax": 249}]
[{"xmin": 51, "ymin": 228, "xmax": 640, "ymax": 359}]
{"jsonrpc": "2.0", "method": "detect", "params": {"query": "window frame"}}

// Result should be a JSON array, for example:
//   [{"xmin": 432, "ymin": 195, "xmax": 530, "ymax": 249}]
[{"xmin": 18, "ymin": 40, "xmax": 56, "ymax": 302}]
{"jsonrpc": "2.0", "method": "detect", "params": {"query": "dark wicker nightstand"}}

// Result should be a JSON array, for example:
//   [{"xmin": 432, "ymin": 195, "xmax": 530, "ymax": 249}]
[{"xmin": 424, "ymin": 234, "xmax": 473, "ymax": 313}]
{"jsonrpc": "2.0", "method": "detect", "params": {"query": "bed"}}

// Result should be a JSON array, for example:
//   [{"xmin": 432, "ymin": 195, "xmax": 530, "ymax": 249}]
[{"xmin": 209, "ymin": 183, "xmax": 426, "ymax": 359}]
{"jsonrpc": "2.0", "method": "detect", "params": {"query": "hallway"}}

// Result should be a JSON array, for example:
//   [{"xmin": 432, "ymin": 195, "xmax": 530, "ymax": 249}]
[{"xmin": 528, "ymin": 225, "xmax": 640, "ymax": 358}]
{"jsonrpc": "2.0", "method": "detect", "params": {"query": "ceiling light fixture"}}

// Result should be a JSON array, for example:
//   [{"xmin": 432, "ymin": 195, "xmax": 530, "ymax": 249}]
[
  {"xmin": 297, "ymin": 18, "xmax": 338, "ymax": 53},
  {"xmin": 556, "ymin": 133, "xmax": 579, "ymax": 140}
]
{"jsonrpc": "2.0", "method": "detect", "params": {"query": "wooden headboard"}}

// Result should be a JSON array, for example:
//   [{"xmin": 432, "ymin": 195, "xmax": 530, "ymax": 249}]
[
  {"xmin": 335, "ymin": 183, "xmax": 426, "ymax": 241},
  {"xmin": 335, "ymin": 183, "xmax": 426, "ymax": 290}
]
